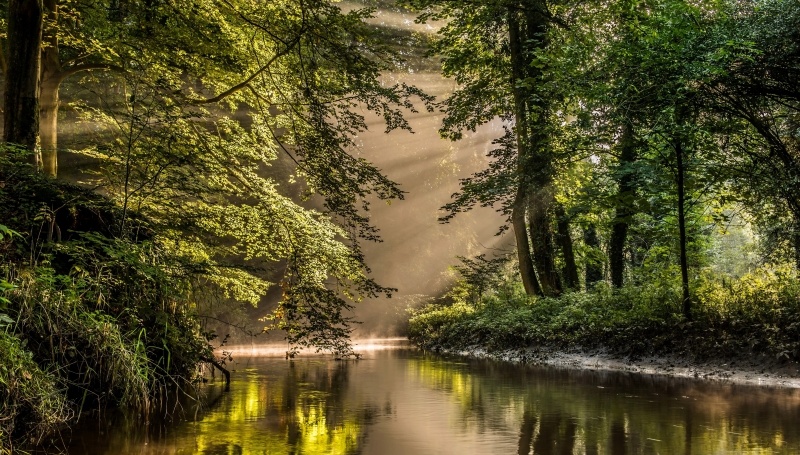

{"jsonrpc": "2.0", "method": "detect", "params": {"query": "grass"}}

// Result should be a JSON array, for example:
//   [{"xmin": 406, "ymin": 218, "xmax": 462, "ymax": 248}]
[
  {"xmin": 0, "ymin": 164, "xmax": 214, "ymax": 453},
  {"xmin": 0, "ymin": 331, "xmax": 72, "ymax": 452}
]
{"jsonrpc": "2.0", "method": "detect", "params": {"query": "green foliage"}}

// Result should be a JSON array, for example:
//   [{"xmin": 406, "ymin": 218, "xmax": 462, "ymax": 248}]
[
  {"xmin": 410, "ymin": 265, "xmax": 800, "ymax": 360},
  {"xmin": 1, "ymin": 0, "xmax": 432, "ymax": 445},
  {"xmin": 0, "ymin": 331, "xmax": 72, "ymax": 453},
  {"xmin": 10, "ymin": 270, "xmax": 152, "ymax": 411},
  {"xmin": 0, "ymin": 166, "xmax": 212, "ymax": 448},
  {"xmin": 54, "ymin": 0, "xmax": 434, "ymax": 357},
  {"xmin": 445, "ymin": 253, "xmax": 515, "ymax": 304}
]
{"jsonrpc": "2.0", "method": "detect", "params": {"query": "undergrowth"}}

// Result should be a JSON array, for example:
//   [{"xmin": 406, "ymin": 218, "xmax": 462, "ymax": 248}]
[
  {"xmin": 408, "ymin": 265, "xmax": 800, "ymax": 362},
  {"xmin": 0, "ymin": 159, "xmax": 214, "ymax": 453}
]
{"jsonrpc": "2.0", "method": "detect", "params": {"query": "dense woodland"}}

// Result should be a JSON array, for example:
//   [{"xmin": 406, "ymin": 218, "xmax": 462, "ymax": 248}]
[
  {"xmin": 0, "ymin": 0, "xmax": 798, "ymax": 451},
  {"xmin": 409, "ymin": 0, "xmax": 800, "ymax": 364},
  {"xmin": 0, "ymin": 0, "xmax": 431, "ymax": 449}
]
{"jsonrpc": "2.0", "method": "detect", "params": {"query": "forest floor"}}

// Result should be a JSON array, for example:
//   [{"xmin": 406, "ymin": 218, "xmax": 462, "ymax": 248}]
[{"xmin": 449, "ymin": 346, "xmax": 800, "ymax": 388}]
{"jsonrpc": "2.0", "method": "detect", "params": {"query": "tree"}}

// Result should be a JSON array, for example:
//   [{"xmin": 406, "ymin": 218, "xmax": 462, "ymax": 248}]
[
  {"xmin": 700, "ymin": 0, "xmax": 800, "ymax": 269},
  {"xmin": 3, "ymin": 0, "xmax": 43, "ymax": 155},
  {"xmin": 411, "ymin": 0, "xmax": 567, "ymax": 297},
  {"xmin": 2, "ymin": 0, "xmax": 432, "ymax": 354}
]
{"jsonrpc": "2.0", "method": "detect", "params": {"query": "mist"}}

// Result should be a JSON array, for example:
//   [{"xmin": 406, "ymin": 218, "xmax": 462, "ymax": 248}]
[
  {"xmin": 53, "ymin": 3, "xmax": 513, "ymax": 344},
  {"xmin": 346, "ymin": 72, "xmax": 511, "ymax": 336}
]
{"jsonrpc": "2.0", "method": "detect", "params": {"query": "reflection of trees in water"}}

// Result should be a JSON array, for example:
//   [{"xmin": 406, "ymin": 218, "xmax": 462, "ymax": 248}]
[
  {"xmin": 411, "ymin": 355, "xmax": 800, "ymax": 454},
  {"xmin": 62, "ymin": 359, "xmax": 384, "ymax": 455},
  {"xmin": 61, "ymin": 354, "xmax": 800, "ymax": 454},
  {"xmin": 516, "ymin": 411, "xmax": 579, "ymax": 455},
  {"xmin": 273, "ymin": 360, "xmax": 380, "ymax": 455}
]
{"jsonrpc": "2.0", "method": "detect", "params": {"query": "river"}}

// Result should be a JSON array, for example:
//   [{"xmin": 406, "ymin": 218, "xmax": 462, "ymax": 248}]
[{"xmin": 56, "ymin": 339, "xmax": 800, "ymax": 454}]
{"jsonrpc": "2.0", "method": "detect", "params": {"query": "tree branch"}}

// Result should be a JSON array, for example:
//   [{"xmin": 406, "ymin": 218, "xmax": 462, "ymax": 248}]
[
  {"xmin": 190, "ymin": 32, "xmax": 304, "ymax": 105},
  {"xmin": 56, "ymin": 62, "xmax": 125, "ymax": 84}
]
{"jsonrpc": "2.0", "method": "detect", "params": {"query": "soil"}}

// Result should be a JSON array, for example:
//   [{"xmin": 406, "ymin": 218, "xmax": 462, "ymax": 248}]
[{"xmin": 450, "ymin": 346, "xmax": 800, "ymax": 388}]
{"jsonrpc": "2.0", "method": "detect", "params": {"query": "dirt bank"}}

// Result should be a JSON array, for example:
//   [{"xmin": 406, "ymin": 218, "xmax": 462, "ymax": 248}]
[{"xmin": 449, "ymin": 346, "xmax": 800, "ymax": 388}]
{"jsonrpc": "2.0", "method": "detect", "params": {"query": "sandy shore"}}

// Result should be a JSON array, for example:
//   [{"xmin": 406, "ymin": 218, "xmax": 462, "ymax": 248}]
[{"xmin": 450, "ymin": 346, "xmax": 800, "ymax": 388}]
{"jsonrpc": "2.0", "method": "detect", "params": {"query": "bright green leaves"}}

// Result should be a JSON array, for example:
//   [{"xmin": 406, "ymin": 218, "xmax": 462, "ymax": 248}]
[{"xmin": 55, "ymin": 0, "xmax": 430, "ymax": 355}]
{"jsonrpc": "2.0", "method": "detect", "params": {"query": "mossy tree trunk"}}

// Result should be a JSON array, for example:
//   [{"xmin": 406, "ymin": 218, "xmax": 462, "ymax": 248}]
[
  {"xmin": 555, "ymin": 203, "xmax": 579, "ymax": 290},
  {"xmin": 508, "ymin": 1, "xmax": 561, "ymax": 297}
]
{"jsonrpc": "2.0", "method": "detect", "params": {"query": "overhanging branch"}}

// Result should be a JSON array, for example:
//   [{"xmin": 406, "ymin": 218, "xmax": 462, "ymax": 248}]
[
  {"xmin": 56, "ymin": 62, "xmax": 125, "ymax": 84},
  {"xmin": 190, "ymin": 32, "xmax": 304, "ymax": 105}
]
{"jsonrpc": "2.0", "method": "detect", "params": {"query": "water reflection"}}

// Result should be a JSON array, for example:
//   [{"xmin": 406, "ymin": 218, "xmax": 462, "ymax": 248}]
[
  {"xmin": 407, "ymin": 354, "xmax": 800, "ymax": 454},
  {"xmin": 59, "ymin": 347, "xmax": 800, "ymax": 454}
]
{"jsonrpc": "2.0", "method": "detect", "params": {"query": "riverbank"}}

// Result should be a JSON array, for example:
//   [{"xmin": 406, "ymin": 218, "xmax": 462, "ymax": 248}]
[
  {"xmin": 439, "ymin": 345, "xmax": 800, "ymax": 388},
  {"xmin": 408, "ymin": 270, "xmax": 800, "ymax": 388}
]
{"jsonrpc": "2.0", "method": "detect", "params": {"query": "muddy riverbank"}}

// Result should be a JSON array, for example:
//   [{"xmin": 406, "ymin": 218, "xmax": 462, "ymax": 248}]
[{"xmin": 444, "ymin": 345, "xmax": 800, "ymax": 388}]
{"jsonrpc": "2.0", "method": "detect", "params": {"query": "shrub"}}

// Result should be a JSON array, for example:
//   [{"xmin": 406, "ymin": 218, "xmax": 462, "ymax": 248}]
[
  {"xmin": 0, "ymin": 331, "xmax": 71, "ymax": 453},
  {"xmin": 409, "ymin": 265, "xmax": 800, "ymax": 361}
]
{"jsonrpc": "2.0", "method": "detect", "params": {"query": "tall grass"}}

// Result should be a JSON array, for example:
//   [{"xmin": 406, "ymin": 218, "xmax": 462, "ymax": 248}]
[{"xmin": 0, "ymin": 331, "xmax": 72, "ymax": 452}]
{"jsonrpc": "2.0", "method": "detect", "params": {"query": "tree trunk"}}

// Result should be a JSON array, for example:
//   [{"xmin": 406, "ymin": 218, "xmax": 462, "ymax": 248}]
[
  {"xmin": 509, "ymin": 2, "xmax": 558, "ymax": 296},
  {"xmin": 40, "ymin": 0, "xmax": 61, "ymax": 177},
  {"xmin": 609, "ymin": 121, "xmax": 638, "ymax": 288},
  {"xmin": 793, "ymin": 211, "xmax": 800, "ymax": 271},
  {"xmin": 4, "ymin": 0, "xmax": 44, "ymax": 159},
  {"xmin": 583, "ymin": 223, "xmax": 603, "ymax": 288},
  {"xmin": 508, "ymin": 8, "xmax": 542, "ymax": 297},
  {"xmin": 676, "ymin": 137, "xmax": 691, "ymax": 320},
  {"xmin": 40, "ymin": 80, "xmax": 59, "ymax": 176},
  {"xmin": 555, "ymin": 203, "xmax": 579, "ymax": 290},
  {"xmin": 513, "ymin": 188, "xmax": 543, "ymax": 296},
  {"xmin": 528, "ymin": 187, "xmax": 562, "ymax": 296}
]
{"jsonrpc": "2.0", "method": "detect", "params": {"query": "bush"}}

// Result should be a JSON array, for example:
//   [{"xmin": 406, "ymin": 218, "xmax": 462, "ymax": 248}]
[
  {"xmin": 408, "ymin": 265, "xmax": 800, "ymax": 361},
  {"xmin": 0, "ymin": 331, "xmax": 71, "ymax": 453},
  {"xmin": 0, "ymin": 167, "xmax": 214, "ymax": 450}
]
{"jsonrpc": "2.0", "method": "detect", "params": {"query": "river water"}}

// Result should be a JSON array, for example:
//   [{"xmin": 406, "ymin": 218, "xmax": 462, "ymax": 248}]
[{"xmin": 58, "ymin": 340, "xmax": 800, "ymax": 455}]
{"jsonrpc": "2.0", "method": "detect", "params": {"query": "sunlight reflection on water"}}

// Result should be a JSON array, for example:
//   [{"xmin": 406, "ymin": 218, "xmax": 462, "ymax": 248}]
[
  {"xmin": 58, "ymin": 341, "xmax": 800, "ymax": 455},
  {"xmin": 225, "ymin": 338, "xmax": 410, "ymax": 358}
]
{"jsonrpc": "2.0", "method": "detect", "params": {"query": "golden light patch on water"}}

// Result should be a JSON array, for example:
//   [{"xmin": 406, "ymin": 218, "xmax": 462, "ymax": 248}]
[{"xmin": 224, "ymin": 338, "xmax": 409, "ymax": 358}]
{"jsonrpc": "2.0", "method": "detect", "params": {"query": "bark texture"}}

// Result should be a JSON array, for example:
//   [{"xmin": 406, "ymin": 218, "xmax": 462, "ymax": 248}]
[
  {"xmin": 4, "ymin": 0, "xmax": 44, "ymax": 158},
  {"xmin": 609, "ymin": 121, "xmax": 638, "ymax": 287},
  {"xmin": 555, "ymin": 203, "xmax": 579, "ymax": 290}
]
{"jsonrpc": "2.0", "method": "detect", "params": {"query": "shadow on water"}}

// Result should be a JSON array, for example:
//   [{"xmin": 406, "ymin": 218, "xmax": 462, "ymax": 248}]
[{"xmin": 46, "ymin": 343, "xmax": 800, "ymax": 454}]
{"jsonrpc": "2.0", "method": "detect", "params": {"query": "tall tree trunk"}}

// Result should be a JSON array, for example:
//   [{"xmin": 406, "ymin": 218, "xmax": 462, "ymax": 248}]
[
  {"xmin": 555, "ymin": 203, "xmax": 579, "ymax": 290},
  {"xmin": 509, "ymin": 2, "xmax": 560, "ymax": 296},
  {"xmin": 584, "ymin": 223, "xmax": 603, "ymax": 287},
  {"xmin": 4, "ymin": 0, "xmax": 44, "ymax": 160},
  {"xmin": 508, "ymin": 7, "xmax": 542, "ymax": 297},
  {"xmin": 793, "ymin": 211, "xmax": 800, "ymax": 271},
  {"xmin": 513, "ymin": 189, "xmax": 543, "ymax": 296},
  {"xmin": 40, "ymin": 0, "xmax": 61, "ymax": 177},
  {"xmin": 528, "ymin": 187, "xmax": 562, "ymax": 296},
  {"xmin": 675, "ymin": 137, "xmax": 691, "ymax": 320},
  {"xmin": 610, "ymin": 121, "xmax": 638, "ymax": 287}
]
